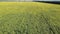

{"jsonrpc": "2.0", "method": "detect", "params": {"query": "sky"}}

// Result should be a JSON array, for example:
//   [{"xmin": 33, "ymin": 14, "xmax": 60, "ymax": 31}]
[
  {"xmin": 0, "ymin": 0, "xmax": 60, "ymax": 1},
  {"xmin": 39, "ymin": 0, "xmax": 60, "ymax": 1}
]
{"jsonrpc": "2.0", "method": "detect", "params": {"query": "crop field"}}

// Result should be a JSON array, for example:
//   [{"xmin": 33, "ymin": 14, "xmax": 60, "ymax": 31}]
[{"xmin": 0, "ymin": 2, "xmax": 60, "ymax": 34}]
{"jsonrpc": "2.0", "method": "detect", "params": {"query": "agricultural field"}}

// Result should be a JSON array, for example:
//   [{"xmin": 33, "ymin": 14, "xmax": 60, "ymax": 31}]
[{"xmin": 0, "ymin": 2, "xmax": 60, "ymax": 34}]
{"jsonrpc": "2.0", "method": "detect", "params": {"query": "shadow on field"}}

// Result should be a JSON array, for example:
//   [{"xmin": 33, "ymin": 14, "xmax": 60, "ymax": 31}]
[{"xmin": 35, "ymin": 1, "xmax": 60, "ymax": 5}]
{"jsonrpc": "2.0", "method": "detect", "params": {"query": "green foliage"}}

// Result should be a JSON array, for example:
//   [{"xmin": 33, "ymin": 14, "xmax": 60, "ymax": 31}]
[{"xmin": 0, "ymin": 2, "xmax": 60, "ymax": 34}]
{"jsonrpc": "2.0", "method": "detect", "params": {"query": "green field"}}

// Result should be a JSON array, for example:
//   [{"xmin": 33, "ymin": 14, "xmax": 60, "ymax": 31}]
[{"xmin": 0, "ymin": 2, "xmax": 60, "ymax": 34}]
